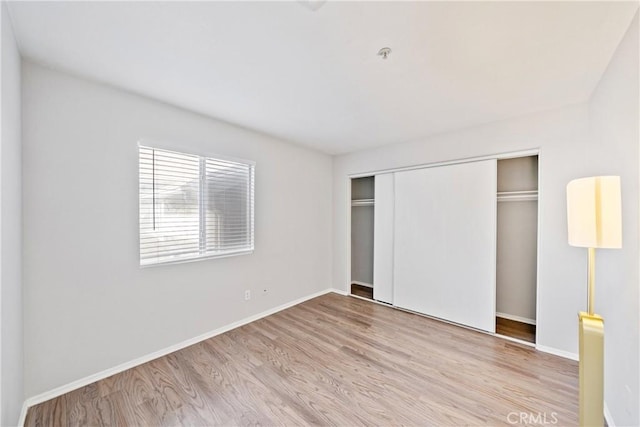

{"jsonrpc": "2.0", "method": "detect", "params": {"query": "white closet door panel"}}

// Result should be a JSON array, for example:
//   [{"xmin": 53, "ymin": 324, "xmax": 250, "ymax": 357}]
[
  {"xmin": 393, "ymin": 160, "xmax": 497, "ymax": 333},
  {"xmin": 373, "ymin": 173, "xmax": 394, "ymax": 303}
]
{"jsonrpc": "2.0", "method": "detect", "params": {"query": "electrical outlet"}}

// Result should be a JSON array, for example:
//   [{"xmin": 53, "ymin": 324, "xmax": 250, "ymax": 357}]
[{"xmin": 244, "ymin": 290, "xmax": 251, "ymax": 301}]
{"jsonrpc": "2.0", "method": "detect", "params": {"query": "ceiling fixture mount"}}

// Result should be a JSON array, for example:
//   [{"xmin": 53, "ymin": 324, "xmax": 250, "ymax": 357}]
[
  {"xmin": 377, "ymin": 47, "xmax": 392, "ymax": 60},
  {"xmin": 298, "ymin": 0, "xmax": 327, "ymax": 12}
]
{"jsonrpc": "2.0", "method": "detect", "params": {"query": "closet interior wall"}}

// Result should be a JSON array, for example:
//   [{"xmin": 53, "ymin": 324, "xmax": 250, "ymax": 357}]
[
  {"xmin": 351, "ymin": 177, "xmax": 375, "ymax": 298},
  {"xmin": 496, "ymin": 156, "xmax": 539, "ymax": 342}
]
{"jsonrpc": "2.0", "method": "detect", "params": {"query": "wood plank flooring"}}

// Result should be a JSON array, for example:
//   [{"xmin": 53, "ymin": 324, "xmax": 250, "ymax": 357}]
[
  {"xmin": 350, "ymin": 283, "xmax": 373, "ymax": 299},
  {"xmin": 25, "ymin": 293, "xmax": 578, "ymax": 426},
  {"xmin": 496, "ymin": 316, "xmax": 537, "ymax": 344}
]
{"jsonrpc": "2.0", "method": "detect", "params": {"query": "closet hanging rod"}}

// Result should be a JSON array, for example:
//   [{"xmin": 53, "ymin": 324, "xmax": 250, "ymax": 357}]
[
  {"xmin": 351, "ymin": 198, "xmax": 375, "ymax": 207},
  {"xmin": 497, "ymin": 190, "xmax": 538, "ymax": 202}
]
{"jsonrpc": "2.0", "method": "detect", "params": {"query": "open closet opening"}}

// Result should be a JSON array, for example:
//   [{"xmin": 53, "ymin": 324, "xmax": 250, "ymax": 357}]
[
  {"xmin": 350, "ymin": 176, "xmax": 375, "ymax": 300},
  {"xmin": 495, "ymin": 155, "xmax": 539, "ymax": 344}
]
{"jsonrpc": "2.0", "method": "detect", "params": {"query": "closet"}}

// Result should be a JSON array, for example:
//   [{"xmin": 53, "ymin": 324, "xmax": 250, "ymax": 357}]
[
  {"xmin": 496, "ymin": 156, "xmax": 538, "ymax": 343},
  {"xmin": 349, "ymin": 153, "xmax": 539, "ymax": 345},
  {"xmin": 351, "ymin": 176, "xmax": 375, "ymax": 299}
]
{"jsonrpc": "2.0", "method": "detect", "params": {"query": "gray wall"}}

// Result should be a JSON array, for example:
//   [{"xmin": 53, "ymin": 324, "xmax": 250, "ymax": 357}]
[
  {"xmin": 1, "ymin": 4, "xmax": 23, "ymax": 425},
  {"xmin": 351, "ymin": 177, "xmax": 374, "ymax": 285},
  {"xmin": 588, "ymin": 11, "xmax": 639, "ymax": 427},
  {"xmin": 496, "ymin": 157, "xmax": 538, "ymax": 322},
  {"xmin": 497, "ymin": 156, "xmax": 538, "ymax": 192},
  {"xmin": 351, "ymin": 206, "xmax": 374, "ymax": 285},
  {"xmin": 496, "ymin": 201, "xmax": 538, "ymax": 322},
  {"xmin": 351, "ymin": 176, "xmax": 374, "ymax": 200},
  {"xmin": 22, "ymin": 62, "xmax": 333, "ymax": 398}
]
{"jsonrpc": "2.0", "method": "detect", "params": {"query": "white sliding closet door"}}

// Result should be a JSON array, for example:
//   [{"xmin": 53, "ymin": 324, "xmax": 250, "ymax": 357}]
[
  {"xmin": 373, "ymin": 173, "xmax": 394, "ymax": 304},
  {"xmin": 393, "ymin": 160, "xmax": 497, "ymax": 333}
]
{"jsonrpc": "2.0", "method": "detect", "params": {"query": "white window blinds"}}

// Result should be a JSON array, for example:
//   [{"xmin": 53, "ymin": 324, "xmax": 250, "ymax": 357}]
[{"xmin": 139, "ymin": 145, "xmax": 254, "ymax": 266}]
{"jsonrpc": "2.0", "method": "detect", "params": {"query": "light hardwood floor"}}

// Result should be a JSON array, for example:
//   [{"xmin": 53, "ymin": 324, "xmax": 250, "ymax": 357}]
[
  {"xmin": 496, "ymin": 316, "xmax": 537, "ymax": 344},
  {"xmin": 350, "ymin": 283, "xmax": 373, "ymax": 299},
  {"xmin": 25, "ymin": 293, "xmax": 578, "ymax": 426}
]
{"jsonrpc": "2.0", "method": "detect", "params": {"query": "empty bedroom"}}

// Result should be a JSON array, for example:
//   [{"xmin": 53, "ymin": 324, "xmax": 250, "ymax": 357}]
[{"xmin": 1, "ymin": 1, "xmax": 638, "ymax": 426}]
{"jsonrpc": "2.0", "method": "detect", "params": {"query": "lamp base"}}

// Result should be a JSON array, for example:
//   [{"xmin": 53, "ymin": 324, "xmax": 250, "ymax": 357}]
[{"xmin": 579, "ymin": 311, "xmax": 604, "ymax": 427}]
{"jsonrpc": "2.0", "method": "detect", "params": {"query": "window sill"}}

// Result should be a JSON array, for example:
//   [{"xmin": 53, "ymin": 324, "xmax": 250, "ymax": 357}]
[{"xmin": 140, "ymin": 248, "xmax": 254, "ymax": 268}]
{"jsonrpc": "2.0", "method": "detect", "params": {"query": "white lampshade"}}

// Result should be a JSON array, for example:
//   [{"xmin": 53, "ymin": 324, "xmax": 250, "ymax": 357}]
[{"xmin": 567, "ymin": 176, "xmax": 622, "ymax": 248}]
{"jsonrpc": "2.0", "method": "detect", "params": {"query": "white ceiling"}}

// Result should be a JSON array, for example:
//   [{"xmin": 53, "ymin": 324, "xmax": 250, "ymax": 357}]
[{"xmin": 7, "ymin": 1, "xmax": 639, "ymax": 155}]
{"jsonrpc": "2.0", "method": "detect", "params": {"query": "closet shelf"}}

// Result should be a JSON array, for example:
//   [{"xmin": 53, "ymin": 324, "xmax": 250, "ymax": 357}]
[
  {"xmin": 497, "ymin": 190, "xmax": 538, "ymax": 202},
  {"xmin": 351, "ymin": 198, "xmax": 375, "ymax": 207}
]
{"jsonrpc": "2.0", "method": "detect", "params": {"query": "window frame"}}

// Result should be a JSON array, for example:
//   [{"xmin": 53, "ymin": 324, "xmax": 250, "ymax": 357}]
[{"xmin": 138, "ymin": 140, "xmax": 255, "ymax": 267}]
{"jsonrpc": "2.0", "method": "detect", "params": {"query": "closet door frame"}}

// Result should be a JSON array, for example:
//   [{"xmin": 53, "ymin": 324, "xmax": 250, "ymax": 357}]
[
  {"xmin": 345, "ymin": 149, "xmax": 541, "ymax": 342},
  {"xmin": 495, "ymin": 154, "xmax": 541, "ymax": 345}
]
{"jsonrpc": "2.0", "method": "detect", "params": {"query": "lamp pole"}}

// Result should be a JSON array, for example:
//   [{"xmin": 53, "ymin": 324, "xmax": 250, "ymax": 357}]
[{"xmin": 587, "ymin": 247, "xmax": 596, "ymax": 316}]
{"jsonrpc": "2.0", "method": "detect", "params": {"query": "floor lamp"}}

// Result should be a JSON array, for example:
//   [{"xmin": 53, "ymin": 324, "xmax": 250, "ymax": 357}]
[{"xmin": 566, "ymin": 176, "xmax": 622, "ymax": 427}]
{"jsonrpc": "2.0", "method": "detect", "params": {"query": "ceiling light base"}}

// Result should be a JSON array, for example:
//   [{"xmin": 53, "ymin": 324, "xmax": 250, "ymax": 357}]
[{"xmin": 377, "ymin": 47, "xmax": 392, "ymax": 60}]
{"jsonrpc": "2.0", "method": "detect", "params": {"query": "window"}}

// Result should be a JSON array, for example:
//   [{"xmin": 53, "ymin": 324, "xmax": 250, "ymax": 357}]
[{"xmin": 139, "ymin": 144, "xmax": 254, "ymax": 266}]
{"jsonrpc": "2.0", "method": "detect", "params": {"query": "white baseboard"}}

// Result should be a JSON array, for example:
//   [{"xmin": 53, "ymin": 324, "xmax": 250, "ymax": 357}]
[
  {"xmin": 535, "ymin": 344, "xmax": 579, "ymax": 361},
  {"xmin": 330, "ymin": 287, "xmax": 349, "ymax": 296},
  {"xmin": 350, "ymin": 281, "xmax": 373, "ymax": 288},
  {"xmin": 493, "ymin": 332, "xmax": 535, "ymax": 347},
  {"xmin": 18, "ymin": 401, "xmax": 28, "ymax": 427},
  {"xmin": 496, "ymin": 312, "xmax": 536, "ymax": 325},
  {"xmin": 604, "ymin": 402, "xmax": 615, "ymax": 427},
  {"xmin": 19, "ymin": 287, "xmax": 341, "ymax": 424}
]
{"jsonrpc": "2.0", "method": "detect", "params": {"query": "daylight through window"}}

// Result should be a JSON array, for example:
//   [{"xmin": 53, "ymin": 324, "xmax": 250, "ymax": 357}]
[{"xmin": 139, "ymin": 145, "xmax": 254, "ymax": 266}]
